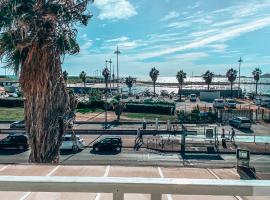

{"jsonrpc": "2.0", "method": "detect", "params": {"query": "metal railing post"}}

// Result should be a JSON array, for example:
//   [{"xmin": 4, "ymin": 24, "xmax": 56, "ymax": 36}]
[
  {"xmin": 113, "ymin": 191, "xmax": 124, "ymax": 200},
  {"xmin": 151, "ymin": 193, "xmax": 162, "ymax": 200}
]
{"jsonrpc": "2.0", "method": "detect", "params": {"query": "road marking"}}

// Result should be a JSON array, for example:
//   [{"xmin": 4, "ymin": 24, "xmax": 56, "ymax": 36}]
[
  {"xmin": 19, "ymin": 165, "xmax": 60, "ymax": 200},
  {"xmin": 0, "ymin": 165, "xmax": 9, "ymax": 172},
  {"xmin": 158, "ymin": 167, "xmax": 173, "ymax": 200},
  {"xmin": 230, "ymin": 168, "xmax": 240, "ymax": 177},
  {"xmin": 207, "ymin": 168, "xmax": 243, "ymax": 200},
  {"xmin": 95, "ymin": 165, "xmax": 110, "ymax": 200}
]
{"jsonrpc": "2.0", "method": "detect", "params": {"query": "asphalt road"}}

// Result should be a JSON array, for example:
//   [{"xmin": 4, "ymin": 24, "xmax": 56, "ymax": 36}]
[{"xmin": 1, "ymin": 147, "xmax": 270, "ymax": 173}]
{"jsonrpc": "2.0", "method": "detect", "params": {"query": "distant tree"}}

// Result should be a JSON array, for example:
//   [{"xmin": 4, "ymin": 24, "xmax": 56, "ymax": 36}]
[
  {"xmin": 111, "ymin": 97, "xmax": 125, "ymax": 122},
  {"xmin": 176, "ymin": 70, "xmax": 186, "ymax": 101},
  {"xmin": 149, "ymin": 67, "xmax": 159, "ymax": 96},
  {"xmin": 125, "ymin": 76, "xmax": 135, "ymax": 95},
  {"xmin": 79, "ymin": 71, "xmax": 87, "ymax": 87},
  {"xmin": 202, "ymin": 70, "xmax": 214, "ymax": 91},
  {"xmin": 226, "ymin": 68, "xmax": 238, "ymax": 98},
  {"xmin": 252, "ymin": 68, "xmax": 262, "ymax": 95},
  {"xmin": 102, "ymin": 68, "xmax": 110, "ymax": 94},
  {"xmin": 63, "ymin": 70, "xmax": 69, "ymax": 82}
]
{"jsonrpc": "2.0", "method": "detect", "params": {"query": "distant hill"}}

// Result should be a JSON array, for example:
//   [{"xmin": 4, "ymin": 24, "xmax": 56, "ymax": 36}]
[{"xmin": 261, "ymin": 74, "xmax": 270, "ymax": 78}]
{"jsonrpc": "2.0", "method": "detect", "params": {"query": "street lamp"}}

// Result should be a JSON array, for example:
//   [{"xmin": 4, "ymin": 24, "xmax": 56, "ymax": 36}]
[
  {"xmin": 238, "ymin": 57, "xmax": 243, "ymax": 98},
  {"xmin": 114, "ymin": 46, "xmax": 121, "ymax": 93},
  {"xmin": 109, "ymin": 59, "xmax": 112, "ymax": 93}
]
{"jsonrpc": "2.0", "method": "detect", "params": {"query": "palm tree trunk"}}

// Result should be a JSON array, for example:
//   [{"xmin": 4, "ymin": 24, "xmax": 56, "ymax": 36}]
[
  {"xmin": 129, "ymin": 87, "xmax": 131, "ymax": 95},
  {"xmin": 179, "ymin": 84, "xmax": 182, "ymax": 101},
  {"xmin": 20, "ymin": 47, "xmax": 69, "ymax": 163},
  {"xmin": 255, "ymin": 81, "xmax": 258, "ymax": 95},
  {"xmin": 231, "ymin": 82, "xmax": 233, "ymax": 98},
  {"xmin": 153, "ymin": 82, "xmax": 156, "ymax": 96},
  {"xmin": 208, "ymin": 84, "xmax": 210, "ymax": 91}
]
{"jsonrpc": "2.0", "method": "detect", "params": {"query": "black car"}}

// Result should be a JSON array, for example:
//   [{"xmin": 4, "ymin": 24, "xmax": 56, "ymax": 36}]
[
  {"xmin": 0, "ymin": 134, "xmax": 28, "ymax": 150},
  {"xmin": 93, "ymin": 136, "xmax": 122, "ymax": 152}
]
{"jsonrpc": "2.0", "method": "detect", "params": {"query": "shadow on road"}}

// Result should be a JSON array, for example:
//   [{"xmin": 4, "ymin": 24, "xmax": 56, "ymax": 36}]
[
  {"xmin": 89, "ymin": 149, "xmax": 121, "ymax": 155},
  {"xmin": 0, "ymin": 149, "xmax": 27, "ymax": 155},
  {"xmin": 182, "ymin": 153, "xmax": 223, "ymax": 160}
]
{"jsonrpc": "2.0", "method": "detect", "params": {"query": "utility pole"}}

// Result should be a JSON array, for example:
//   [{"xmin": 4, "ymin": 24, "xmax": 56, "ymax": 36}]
[
  {"xmin": 114, "ymin": 46, "xmax": 121, "ymax": 93},
  {"xmin": 112, "ymin": 64, "xmax": 115, "ymax": 88},
  {"xmin": 109, "ymin": 59, "xmax": 112, "ymax": 93},
  {"xmin": 238, "ymin": 57, "xmax": 243, "ymax": 98}
]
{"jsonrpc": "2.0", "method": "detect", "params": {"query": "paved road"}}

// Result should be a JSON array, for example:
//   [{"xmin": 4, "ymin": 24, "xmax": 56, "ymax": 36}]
[{"xmin": 1, "ymin": 147, "xmax": 270, "ymax": 173}]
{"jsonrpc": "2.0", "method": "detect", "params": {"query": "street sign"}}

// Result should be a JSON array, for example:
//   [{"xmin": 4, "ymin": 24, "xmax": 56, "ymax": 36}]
[{"xmin": 237, "ymin": 149, "xmax": 250, "ymax": 167}]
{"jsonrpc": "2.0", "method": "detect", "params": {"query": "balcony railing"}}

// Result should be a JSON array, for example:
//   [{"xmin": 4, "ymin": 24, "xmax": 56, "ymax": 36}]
[{"xmin": 0, "ymin": 176, "xmax": 270, "ymax": 200}]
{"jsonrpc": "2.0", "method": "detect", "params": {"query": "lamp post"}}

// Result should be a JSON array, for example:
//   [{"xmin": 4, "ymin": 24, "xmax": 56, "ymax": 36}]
[
  {"xmin": 238, "ymin": 57, "xmax": 243, "ymax": 98},
  {"xmin": 109, "ymin": 59, "xmax": 112, "ymax": 93},
  {"xmin": 112, "ymin": 64, "xmax": 115, "ymax": 88},
  {"xmin": 114, "ymin": 46, "xmax": 121, "ymax": 94}
]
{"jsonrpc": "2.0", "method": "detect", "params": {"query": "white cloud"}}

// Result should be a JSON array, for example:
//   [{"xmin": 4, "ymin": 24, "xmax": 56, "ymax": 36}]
[
  {"xmin": 137, "ymin": 17, "xmax": 270, "ymax": 59},
  {"xmin": 106, "ymin": 36, "xmax": 129, "ymax": 42},
  {"xmin": 161, "ymin": 11, "xmax": 180, "ymax": 21},
  {"xmin": 94, "ymin": 0, "xmax": 137, "ymax": 20}
]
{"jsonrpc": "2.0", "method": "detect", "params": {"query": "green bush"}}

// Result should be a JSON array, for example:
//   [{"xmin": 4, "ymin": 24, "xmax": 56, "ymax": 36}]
[
  {"xmin": 0, "ymin": 98, "xmax": 24, "ymax": 107},
  {"xmin": 77, "ymin": 100, "xmax": 105, "ymax": 109}
]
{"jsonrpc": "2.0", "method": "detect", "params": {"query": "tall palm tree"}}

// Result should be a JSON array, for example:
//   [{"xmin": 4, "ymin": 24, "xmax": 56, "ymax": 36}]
[
  {"xmin": 202, "ymin": 70, "xmax": 214, "ymax": 91},
  {"xmin": 125, "ymin": 76, "xmax": 135, "ymax": 95},
  {"xmin": 63, "ymin": 70, "xmax": 69, "ymax": 82},
  {"xmin": 252, "ymin": 68, "xmax": 262, "ymax": 95},
  {"xmin": 102, "ymin": 67, "xmax": 110, "ymax": 129},
  {"xmin": 149, "ymin": 67, "xmax": 159, "ymax": 96},
  {"xmin": 79, "ymin": 71, "xmax": 87, "ymax": 87},
  {"xmin": 0, "ymin": 0, "xmax": 92, "ymax": 163},
  {"xmin": 176, "ymin": 70, "xmax": 186, "ymax": 101},
  {"xmin": 226, "ymin": 68, "xmax": 238, "ymax": 98}
]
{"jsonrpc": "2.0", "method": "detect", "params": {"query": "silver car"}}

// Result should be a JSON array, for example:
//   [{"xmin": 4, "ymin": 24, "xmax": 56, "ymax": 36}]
[
  {"xmin": 60, "ymin": 135, "xmax": 86, "ymax": 152},
  {"xmin": 229, "ymin": 117, "xmax": 252, "ymax": 129}
]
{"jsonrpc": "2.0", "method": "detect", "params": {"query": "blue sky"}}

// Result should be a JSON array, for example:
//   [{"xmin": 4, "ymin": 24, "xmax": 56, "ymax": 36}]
[{"xmin": 2, "ymin": 0, "xmax": 270, "ymax": 77}]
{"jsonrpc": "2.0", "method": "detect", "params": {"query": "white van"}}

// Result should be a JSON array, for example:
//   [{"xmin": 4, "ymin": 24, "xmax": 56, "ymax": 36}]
[{"xmin": 213, "ymin": 99, "xmax": 225, "ymax": 109}]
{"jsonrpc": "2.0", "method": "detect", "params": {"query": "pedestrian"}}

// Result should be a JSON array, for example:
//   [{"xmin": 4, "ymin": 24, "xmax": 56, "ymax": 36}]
[
  {"xmin": 221, "ymin": 128, "xmax": 226, "ymax": 148},
  {"xmin": 231, "ymin": 128, "xmax": 235, "ymax": 143}
]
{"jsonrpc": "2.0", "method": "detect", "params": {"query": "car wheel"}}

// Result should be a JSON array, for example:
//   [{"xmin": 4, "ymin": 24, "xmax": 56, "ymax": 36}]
[
  {"xmin": 94, "ymin": 146, "xmax": 99, "ymax": 152},
  {"xmin": 18, "ymin": 145, "xmax": 25, "ymax": 151},
  {"xmin": 116, "ymin": 146, "xmax": 121, "ymax": 152},
  {"xmin": 72, "ymin": 145, "xmax": 79, "ymax": 153}
]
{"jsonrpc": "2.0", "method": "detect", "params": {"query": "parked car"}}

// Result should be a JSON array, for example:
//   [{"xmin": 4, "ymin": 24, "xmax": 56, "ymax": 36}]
[
  {"xmin": 10, "ymin": 120, "xmax": 25, "ymax": 129},
  {"xmin": 0, "ymin": 134, "xmax": 28, "ymax": 150},
  {"xmin": 60, "ymin": 135, "xmax": 86, "ymax": 152},
  {"xmin": 225, "ymin": 99, "xmax": 237, "ymax": 109},
  {"xmin": 213, "ymin": 99, "xmax": 225, "ymax": 109},
  {"xmin": 93, "ymin": 136, "xmax": 122, "ymax": 152},
  {"xmin": 229, "ymin": 117, "xmax": 252, "ymax": 129},
  {"xmin": 190, "ymin": 94, "xmax": 197, "ymax": 102}
]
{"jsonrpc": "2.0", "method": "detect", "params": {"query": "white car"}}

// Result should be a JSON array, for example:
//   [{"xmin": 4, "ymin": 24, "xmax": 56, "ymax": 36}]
[
  {"xmin": 229, "ymin": 117, "xmax": 252, "ymax": 129},
  {"xmin": 213, "ymin": 99, "xmax": 225, "ymax": 109},
  {"xmin": 190, "ymin": 94, "xmax": 197, "ymax": 102},
  {"xmin": 225, "ymin": 99, "xmax": 236, "ymax": 109},
  {"xmin": 60, "ymin": 135, "xmax": 86, "ymax": 152}
]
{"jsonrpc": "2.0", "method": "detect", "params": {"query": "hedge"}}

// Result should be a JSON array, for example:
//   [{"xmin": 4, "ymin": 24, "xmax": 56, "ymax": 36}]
[
  {"xmin": 77, "ymin": 100, "xmax": 105, "ymax": 109},
  {"xmin": 124, "ymin": 103, "xmax": 175, "ymax": 115},
  {"xmin": 0, "ymin": 98, "xmax": 24, "ymax": 107}
]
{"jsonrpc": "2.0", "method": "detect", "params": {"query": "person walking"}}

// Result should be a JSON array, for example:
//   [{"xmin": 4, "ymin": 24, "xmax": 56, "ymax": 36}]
[
  {"xmin": 221, "ymin": 128, "xmax": 226, "ymax": 148},
  {"xmin": 231, "ymin": 128, "xmax": 235, "ymax": 143}
]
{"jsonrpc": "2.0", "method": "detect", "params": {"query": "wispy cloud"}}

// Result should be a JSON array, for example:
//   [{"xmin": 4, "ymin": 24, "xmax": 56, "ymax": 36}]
[
  {"xmin": 161, "ymin": 11, "xmax": 180, "ymax": 21},
  {"xmin": 94, "ymin": 0, "xmax": 137, "ymax": 20}
]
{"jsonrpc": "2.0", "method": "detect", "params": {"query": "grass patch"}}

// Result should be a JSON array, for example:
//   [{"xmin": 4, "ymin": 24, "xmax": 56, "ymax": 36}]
[
  {"xmin": 76, "ymin": 108, "xmax": 104, "ymax": 114},
  {"xmin": 122, "ymin": 112, "xmax": 176, "ymax": 121},
  {"xmin": 0, "ymin": 107, "xmax": 24, "ymax": 121}
]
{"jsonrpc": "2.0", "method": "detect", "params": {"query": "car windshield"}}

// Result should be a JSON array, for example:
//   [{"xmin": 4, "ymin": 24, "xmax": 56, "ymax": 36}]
[
  {"xmin": 217, "ymin": 100, "xmax": 223, "ymax": 103},
  {"xmin": 227, "ymin": 100, "xmax": 235, "ymax": 103},
  {"xmin": 241, "ymin": 119, "xmax": 251, "ymax": 123}
]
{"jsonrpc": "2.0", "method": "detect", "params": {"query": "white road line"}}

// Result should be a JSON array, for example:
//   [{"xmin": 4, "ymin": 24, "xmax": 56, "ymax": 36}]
[
  {"xmin": 95, "ymin": 165, "xmax": 110, "ymax": 200},
  {"xmin": 207, "ymin": 168, "xmax": 243, "ymax": 200},
  {"xmin": 158, "ymin": 167, "xmax": 173, "ymax": 200},
  {"xmin": 0, "ymin": 165, "xmax": 9, "ymax": 172},
  {"xmin": 207, "ymin": 168, "xmax": 220, "ymax": 179},
  {"xmin": 19, "ymin": 165, "xmax": 60, "ymax": 200},
  {"xmin": 46, "ymin": 165, "xmax": 60, "ymax": 176}
]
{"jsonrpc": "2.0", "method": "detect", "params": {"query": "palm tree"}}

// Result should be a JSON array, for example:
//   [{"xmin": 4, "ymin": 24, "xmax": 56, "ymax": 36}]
[
  {"xmin": 149, "ymin": 67, "xmax": 159, "ymax": 96},
  {"xmin": 252, "ymin": 68, "xmax": 262, "ymax": 95},
  {"xmin": 226, "ymin": 68, "xmax": 238, "ymax": 98},
  {"xmin": 0, "ymin": 0, "xmax": 92, "ymax": 163},
  {"xmin": 202, "ymin": 70, "xmax": 214, "ymax": 91},
  {"xmin": 79, "ymin": 71, "xmax": 87, "ymax": 87},
  {"xmin": 63, "ymin": 70, "xmax": 69, "ymax": 82},
  {"xmin": 176, "ymin": 70, "xmax": 186, "ymax": 101},
  {"xmin": 125, "ymin": 76, "xmax": 135, "ymax": 95},
  {"xmin": 111, "ymin": 97, "xmax": 125, "ymax": 122},
  {"xmin": 102, "ymin": 67, "xmax": 110, "ymax": 129}
]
